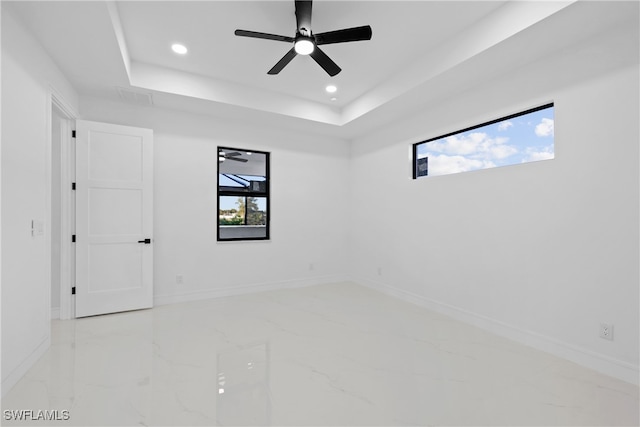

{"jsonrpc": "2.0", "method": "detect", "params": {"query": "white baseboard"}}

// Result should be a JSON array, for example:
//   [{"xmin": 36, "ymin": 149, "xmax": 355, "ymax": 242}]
[
  {"xmin": 1, "ymin": 335, "xmax": 51, "ymax": 397},
  {"xmin": 51, "ymin": 307, "xmax": 60, "ymax": 320},
  {"xmin": 353, "ymin": 276, "xmax": 639, "ymax": 386},
  {"xmin": 154, "ymin": 274, "xmax": 348, "ymax": 307}
]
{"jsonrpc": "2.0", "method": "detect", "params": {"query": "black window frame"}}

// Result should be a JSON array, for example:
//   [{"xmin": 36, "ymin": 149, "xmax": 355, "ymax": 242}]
[
  {"xmin": 217, "ymin": 146, "xmax": 270, "ymax": 242},
  {"xmin": 412, "ymin": 102, "xmax": 554, "ymax": 179}
]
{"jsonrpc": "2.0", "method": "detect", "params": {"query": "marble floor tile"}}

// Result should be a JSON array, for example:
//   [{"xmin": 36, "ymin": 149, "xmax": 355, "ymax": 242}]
[{"xmin": 2, "ymin": 282, "xmax": 638, "ymax": 426}]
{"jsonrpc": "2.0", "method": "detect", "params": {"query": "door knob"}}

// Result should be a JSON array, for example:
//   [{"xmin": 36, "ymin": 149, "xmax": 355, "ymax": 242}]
[{"xmin": 138, "ymin": 238, "xmax": 151, "ymax": 244}]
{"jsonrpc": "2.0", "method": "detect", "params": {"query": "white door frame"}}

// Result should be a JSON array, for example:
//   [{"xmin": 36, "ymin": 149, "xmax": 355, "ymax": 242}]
[{"xmin": 49, "ymin": 88, "xmax": 77, "ymax": 320}]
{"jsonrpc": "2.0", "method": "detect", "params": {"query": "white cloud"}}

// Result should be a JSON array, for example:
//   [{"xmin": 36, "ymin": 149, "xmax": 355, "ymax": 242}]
[
  {"xmin": 425, "ymin": 132, "xmax": 516, "ymax": 161},
  {"xmin": 488, "ymin": 144, "xmax": 518, "ymax": 160},
  {"xmin": 498, "ymin": 120, "xmax": 513, "ymax": 131},
  {"xmin": 535, "ymin": 118, "xmax": 554, "ymax": 137},
  {"xmin": 427, "ymin": 154, "xmax": 495, "ymax": 176},
  {"xmin": 427, "ymin": 133, "xmax": 481, "ymax": 155},
  {"xmin": 523, "ymin": 145, "xmax": 554, "ymax": 162}
]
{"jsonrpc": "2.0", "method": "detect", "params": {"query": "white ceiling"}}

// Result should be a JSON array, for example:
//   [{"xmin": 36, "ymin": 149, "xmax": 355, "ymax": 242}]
[
  {"xmin": 118, "ymin": 1, "xmax": 503, "ymax": 106},
  {"xmin": 5, "ymin": 1, "xmax": 639, "ymax": 139}
]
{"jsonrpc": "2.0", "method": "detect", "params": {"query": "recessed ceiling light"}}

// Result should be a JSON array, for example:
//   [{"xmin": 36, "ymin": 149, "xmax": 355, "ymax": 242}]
[
  {"xmin": 326, "ymin": 85, "xmax": 337, "ymax": 93},
  {"xmin": 331, "ymin": 97, "xmax": 338, "ymax": 102},
  {"xmin": 171, "ymin": 43, "xmax": 188, "ymax": 55}
]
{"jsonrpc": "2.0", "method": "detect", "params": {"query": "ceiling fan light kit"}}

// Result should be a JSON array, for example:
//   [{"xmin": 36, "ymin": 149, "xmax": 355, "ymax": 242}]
[
  {"xmin": 234, "ymin": 0, "xmax": 372, "ymax": 76},
  {"xmin": 294, "ymin": 36, "xmax": 315, "ymax": 55}
]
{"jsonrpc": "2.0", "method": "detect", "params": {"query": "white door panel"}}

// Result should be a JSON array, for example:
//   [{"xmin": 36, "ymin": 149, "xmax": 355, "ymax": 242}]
[{"xmin": 76, "ymin": 120, "xmax": 153, "ymax": 317}]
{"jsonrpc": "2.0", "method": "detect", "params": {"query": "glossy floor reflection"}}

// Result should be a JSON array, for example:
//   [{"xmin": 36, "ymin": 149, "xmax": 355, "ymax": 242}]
[{"xmin": 2, "ymin": 282, "xmax": 639, "ymax": 426}]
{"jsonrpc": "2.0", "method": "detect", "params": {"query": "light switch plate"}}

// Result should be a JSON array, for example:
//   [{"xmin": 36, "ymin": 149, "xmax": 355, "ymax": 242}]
[{"xmin": 31, "ymin": 220, "xmax": 44, "ymax": 236}]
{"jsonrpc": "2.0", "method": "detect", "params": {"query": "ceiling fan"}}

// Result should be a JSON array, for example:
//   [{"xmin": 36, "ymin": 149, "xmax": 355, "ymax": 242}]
[
  {"xmin": 218, "ymin": 151, "xmax": 248, "ymax": 163},
  {"xmin": 234, "ymin": 0, "xmax": 372, "ymax": 76}
]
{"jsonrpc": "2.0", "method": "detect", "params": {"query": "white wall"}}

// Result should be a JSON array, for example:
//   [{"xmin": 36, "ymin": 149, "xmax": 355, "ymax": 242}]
[
  {"xmin": 349, "ymin": 60, "xmax": 639, "ymax": 384},
  {"xmin": 80, "ymin": 97, "xmax": 350, "ymax": 305},
  {"xmin": 2, "ymin": 0, "xmax": 637, "ymax": 398},
  {"xmin": 1, "ymin": 7, "xmax": 79, "ymax": 395}
]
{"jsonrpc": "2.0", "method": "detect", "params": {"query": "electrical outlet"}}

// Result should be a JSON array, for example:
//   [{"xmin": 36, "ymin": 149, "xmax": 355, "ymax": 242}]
[
  {"xmin": 599, "ymin": 323, "xmax": 614, "ymax": 341},
  {"xmin": 176, "ymin": 275, "xmax": 184, "ymax": 285}
]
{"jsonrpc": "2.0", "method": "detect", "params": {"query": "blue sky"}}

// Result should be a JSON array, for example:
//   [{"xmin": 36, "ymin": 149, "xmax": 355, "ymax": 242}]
[{"xmin": 416, "ymin": 106, "xmax": 554, "ymax": 176}]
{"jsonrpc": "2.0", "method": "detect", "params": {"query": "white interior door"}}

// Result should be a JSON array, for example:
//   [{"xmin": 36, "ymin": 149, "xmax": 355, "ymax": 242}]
[{"xmin": 75, "ymin": 120, "xmax": 153, "ymax": 318}]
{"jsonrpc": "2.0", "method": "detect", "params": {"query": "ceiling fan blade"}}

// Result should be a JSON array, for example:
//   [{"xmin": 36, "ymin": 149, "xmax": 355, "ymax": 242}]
[
  {"xmin": 268, "ymin": 47, "xmax": 298, "ymax": 75},
  {"xmin": 309, "ymin": 46, "xmax": 341, "ymax": 76},
  {"xmin": 225, "ymin": 152, "xmax": 242, "ymax": 157},
  {"xmin": 315, "ymin": 25, "xmax": 372, "ymax": 45},
  {"xmin": 227, "ymin": 157, "xmax": 248, "ymax": 163},
  {"xmin": 234, "ymin": 29, "xmax": 294, "ymax": 43},
  {"xmin": 295, "ymin": 0, "xmax": 312, "ymax": 34}
]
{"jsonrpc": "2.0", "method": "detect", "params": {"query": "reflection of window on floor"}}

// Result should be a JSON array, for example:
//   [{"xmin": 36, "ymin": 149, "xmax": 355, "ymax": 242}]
[
  {"xmin": 413, "ymin": 103, "xmax": 554, "ymax": 178},
  {"xmin": 216, "ymin": 342, "xmax": 271, "ymax": 424},
  {"xmin": 217, "ymin": 147, "xmax": 270, "ymax": 241}
]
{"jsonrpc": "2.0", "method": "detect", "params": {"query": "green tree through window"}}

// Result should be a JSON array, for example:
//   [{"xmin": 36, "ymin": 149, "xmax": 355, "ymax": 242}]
[{"xmin": 236, "ymin": 197, "xmax": 266, "ymax": 225}]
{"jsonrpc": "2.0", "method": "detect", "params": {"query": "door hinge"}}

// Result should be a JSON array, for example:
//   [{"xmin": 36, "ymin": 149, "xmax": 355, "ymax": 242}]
[
  {"xmin": 72, "ymin": 234, "xmax": 76, "ymax": 243},
  {"xmin": 72, "ymin": 182, "xmax": 76, "ymax": 190},
  {"xmin": 71, "ymin": 286, "xmax": 76, "ymax": 295},
  {"xmin": 72, "ymin": 130, "xmax": 76, "ymax": 138}
]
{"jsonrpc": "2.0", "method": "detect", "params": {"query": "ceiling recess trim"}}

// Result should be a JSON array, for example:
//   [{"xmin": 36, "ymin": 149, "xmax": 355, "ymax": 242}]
[
  {"xmin": 110, "ymin": 0, "xmax": 576, "ymax": 127},
  {"xmin": 106, "ymin": 0, "xmax": 132, "ymax": 81},
  {"xmin": 128, "ymin": 62, "xmax": 343, "ymax": 125}
]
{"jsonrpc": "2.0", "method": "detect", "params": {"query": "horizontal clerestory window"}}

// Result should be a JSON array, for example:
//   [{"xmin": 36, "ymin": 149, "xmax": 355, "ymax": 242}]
[{"xmin": 413, "ymin": 103, "xmax": 554, "ymax": 178}]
